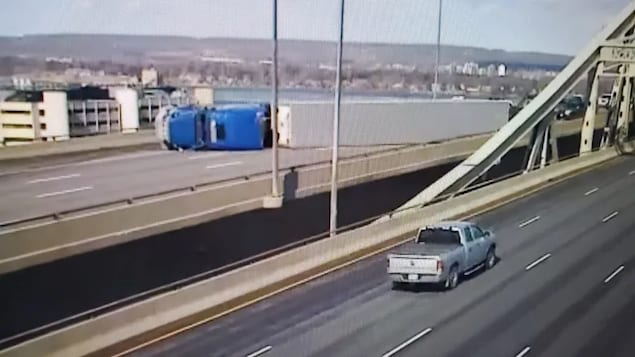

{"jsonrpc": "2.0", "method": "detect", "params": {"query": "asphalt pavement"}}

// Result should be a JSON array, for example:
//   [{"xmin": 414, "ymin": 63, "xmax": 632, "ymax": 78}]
[
  {"xmin": 0, "ymin": 145, "xmax": 400, "ymax": 224},
  {"xmin": 133, "ymin": 155, "xmax": 635, "ymax": 357}
]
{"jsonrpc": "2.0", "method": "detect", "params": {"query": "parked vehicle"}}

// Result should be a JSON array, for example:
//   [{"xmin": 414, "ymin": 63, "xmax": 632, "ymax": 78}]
[
  {"xmin": 598, "ymin": 93, "xmax": 612, "ymax": 108},
  {"xmin": 387, "ymin": 221, "xmax": 497, "ymax": 290},
  {"xmin": 554, "ymin": 95, "xmax": 587, "ymax": 120}
]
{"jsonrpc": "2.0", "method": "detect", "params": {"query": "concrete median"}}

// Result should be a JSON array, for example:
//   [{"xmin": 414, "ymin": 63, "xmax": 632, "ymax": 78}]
[{"xmin": 0, "ymin": 143, "xmax": 621, "ymax": 357}]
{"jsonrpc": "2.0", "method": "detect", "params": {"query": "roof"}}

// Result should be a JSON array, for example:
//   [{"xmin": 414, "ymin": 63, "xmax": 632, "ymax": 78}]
[{"xmin": 424, "ymin": 221, "xmax": 474, "ymax": 229}]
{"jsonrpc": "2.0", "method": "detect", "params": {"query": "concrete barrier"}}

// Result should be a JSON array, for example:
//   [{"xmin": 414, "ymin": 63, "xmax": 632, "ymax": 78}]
[
  {"xmin": 0, "ymin": 130, "xmax": 158, "ymax": 162},
  {"xmin": 0, "ymin": 119, "xmax": 595, "ymax": 275},
  {"xmin": 0, "ymin": 145, "xmax": 619, "ymax": 357}
]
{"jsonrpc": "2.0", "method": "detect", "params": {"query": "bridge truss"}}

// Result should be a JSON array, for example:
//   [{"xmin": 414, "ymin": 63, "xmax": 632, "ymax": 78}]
[{"xmin": 407, "ymin": 2, "xmax": 635, "ymax": 207}]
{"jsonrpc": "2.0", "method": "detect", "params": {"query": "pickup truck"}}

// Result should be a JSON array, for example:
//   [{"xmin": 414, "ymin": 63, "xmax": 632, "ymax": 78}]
[{"xmin": 387, "ymin": 221, "xmax": 497, "ymax": 290}]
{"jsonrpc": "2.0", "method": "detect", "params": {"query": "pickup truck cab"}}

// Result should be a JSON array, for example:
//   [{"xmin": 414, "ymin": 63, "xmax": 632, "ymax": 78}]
[{"xmin": 387, "ymin": 221, "xmax": 497, "ymax": 290}]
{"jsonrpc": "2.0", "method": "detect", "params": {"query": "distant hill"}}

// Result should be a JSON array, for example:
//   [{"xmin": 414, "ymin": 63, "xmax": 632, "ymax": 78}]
[{"xmin": 0, "ymin": 34, "xmax": 572, "ymax": 69}]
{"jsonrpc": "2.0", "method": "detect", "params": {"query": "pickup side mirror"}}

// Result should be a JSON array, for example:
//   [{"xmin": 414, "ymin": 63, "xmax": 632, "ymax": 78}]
[{"xmin": 483, "ymin": 230, "xmax": 492, "ymax": 238}]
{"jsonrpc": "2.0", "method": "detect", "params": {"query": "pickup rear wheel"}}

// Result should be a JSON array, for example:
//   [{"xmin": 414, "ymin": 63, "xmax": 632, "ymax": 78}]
[
  {"xmin": 392, "ymin": 281, "xmax": 406, "ymax": 291},
  {"xmin": 445, "ymin": 266, "xmax": 459, "ymax": 290}
]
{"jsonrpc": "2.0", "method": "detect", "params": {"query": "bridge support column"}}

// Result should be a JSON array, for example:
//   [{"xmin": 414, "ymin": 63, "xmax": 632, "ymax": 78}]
[
  {"xmin": 550, "ymin": 122, "xmax": 560, "ymax": 163},
  {"xmin": 617, "ymin": 65, "xmax": 633, "ymax": 137},
  {"xmin": 525, "ymin": 118, "xmax": 551, "ymax": 172},
  {"xmin": 540, "ymin": 124, "xmax": 551, "ymax": 168},
  {"xmin": 580, "ymin": 63, "xmax": 603, "ymax": 154},
  {"xmin": 601, "ymin": 67, "xmax": 624, "ymax": 148}
]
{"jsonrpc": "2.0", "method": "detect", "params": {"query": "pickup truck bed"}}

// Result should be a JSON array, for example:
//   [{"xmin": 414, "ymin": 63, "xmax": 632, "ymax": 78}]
[{"xmin": 393, "ymin": 242, "xmax": 462, "ymax": 256}]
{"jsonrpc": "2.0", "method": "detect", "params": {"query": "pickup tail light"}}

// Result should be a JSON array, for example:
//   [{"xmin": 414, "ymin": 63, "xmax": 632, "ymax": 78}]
[{"xmin": 436, "ymin": 259, "xmax": 443, "ymax": 272}]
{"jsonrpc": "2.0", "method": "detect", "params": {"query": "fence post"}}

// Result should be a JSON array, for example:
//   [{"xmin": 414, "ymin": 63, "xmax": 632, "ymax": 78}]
[
  {"xmin": 94, "ymin": 101, "xmax": 99, "ymax": 133},
  {"xmin": 106, "ymin": 102, "xmax": 111, "ymax": 133},
  {"xmin": 148, "ymin": 97, "xmax": 152, "ymax": 124},
  {"xmin": 82, "ymin": 101, "xmax": 87, "ymax": 127}
]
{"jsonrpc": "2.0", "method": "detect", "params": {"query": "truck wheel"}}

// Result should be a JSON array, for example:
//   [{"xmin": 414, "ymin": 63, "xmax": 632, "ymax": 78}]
[
  {"xmin": 485, "ymin": 248, "xmax": 497, "ymax": 270},
  {"xmin": 445, "ymin": 266, "xmax": 459, "ymax": 290},
  {"xmin": 392, "ymin": 281, "xmax": 406, "ymax": 291}
]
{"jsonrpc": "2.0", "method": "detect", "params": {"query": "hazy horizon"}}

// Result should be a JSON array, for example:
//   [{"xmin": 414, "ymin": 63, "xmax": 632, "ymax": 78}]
[
  {"xmin": 0, "ymin": 33, "xmax": 575, "ymax": 57},
  {"xmin": 0, "ymin": 0, "xmax": 630, "ymax": 56}
]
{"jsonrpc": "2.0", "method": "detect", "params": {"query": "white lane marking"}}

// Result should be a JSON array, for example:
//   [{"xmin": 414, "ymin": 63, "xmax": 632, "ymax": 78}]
[
  {"xmin": 525, "ymin": 253, "xmax": 552, "ymax": 271},
  {"xmin": 584, "ymin": 187, "xmax": 599, "ymax": 196},
  {"xmin": 518, "ymin": 216, "xmax": 540, "ymax": 228},
  {"xmin": 2, "ymin": 151, "xmax": 172, "ymax": 177},
  {"xmin": 629, "ymin": 169, "xmax": 635, "ymax": 176},
  {"xmin": 36, "ymin": 186, "xmax": 94, "ymax": 198},
  {"xmin": 604, "ymin": 265, "xmax": 625, "ymax": 284},
  {"xmin": 26, "ymin": 173, "xmax": 81, "ymax": 184},
  {"xmin": 245, "ymin": 345, "xmax": 272, "ymax": 357},
  {"xmin": 602, "ymin": 211, "xmax": 619, "ymax": 223},
  {"xmin": 382, "ymin": 327, "xmax": 433, "ymax": 357},
  {"xmin": 187, "ymin": 153, "xmax": 224, "ymax": 160},
  {"xmin": 515, "ymin": 346, "xmax": 531, "ymax": 357},
  {"xmin": 206, "ymin": 161, "xmax": 243, "ymax": 170}
]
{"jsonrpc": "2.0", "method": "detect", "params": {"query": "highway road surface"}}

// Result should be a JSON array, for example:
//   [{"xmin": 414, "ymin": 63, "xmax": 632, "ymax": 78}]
[
  {"xmin": 134, "ymin": 155, "xmax": 635, "ymax": 357},
  {"xmin": 0, "ymin": 117, "xmax": 599, "ymax": 226},
  {"xmin": 0, "ymin": 145, "xmax": 400, "ymax": 224}
]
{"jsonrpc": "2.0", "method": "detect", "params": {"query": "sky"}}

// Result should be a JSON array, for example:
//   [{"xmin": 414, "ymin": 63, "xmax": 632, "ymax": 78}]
[{"xmin": 0, "ymin": 0, "xmax": 631, "ymax": 55}]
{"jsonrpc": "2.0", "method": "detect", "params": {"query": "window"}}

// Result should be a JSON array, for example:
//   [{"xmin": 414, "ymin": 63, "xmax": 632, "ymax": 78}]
[
  {"xmin": 1, "ymin": 110, "xmax": 31, "ymax": 115},
  {"xmin": 463, "ymin": 227, "xmax": 474, "ymax": 242},
  {"xmin": 471, "ymin": 226, "xmax": 485, "ymax": 239},
  {"xmin": 216, "ymin": 123, "xmax": 226, "ymax": 140},
  {"xmin": 196, "ymin": 114, "xmax": 205, "ymax": 145},
  {"xmin": 416, "ymin": 229, "xmax": 461, "ymax": 245}
]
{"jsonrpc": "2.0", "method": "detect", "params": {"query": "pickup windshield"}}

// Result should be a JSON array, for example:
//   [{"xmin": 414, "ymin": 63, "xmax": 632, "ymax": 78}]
[{"xmin": 416, "ymin": 228, "xmax": 461, "ymax": 245}]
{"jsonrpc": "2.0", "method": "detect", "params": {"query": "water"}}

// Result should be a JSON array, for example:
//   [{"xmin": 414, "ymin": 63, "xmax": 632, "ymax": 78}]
[{"xmin": 213, "ymin": 87, "xmax": 496, "ymax": 105}]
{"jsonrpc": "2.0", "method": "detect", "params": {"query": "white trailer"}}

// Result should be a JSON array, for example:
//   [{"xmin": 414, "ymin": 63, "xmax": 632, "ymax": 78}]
[{"xmin": 277, "ymin": 99, "xmax": 510, "ymax": 148}]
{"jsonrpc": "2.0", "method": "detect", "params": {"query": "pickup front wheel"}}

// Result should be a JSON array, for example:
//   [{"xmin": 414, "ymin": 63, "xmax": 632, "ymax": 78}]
[{"xmin": 485, "ymin": 248, "xmax": 497, "ymax": 270}]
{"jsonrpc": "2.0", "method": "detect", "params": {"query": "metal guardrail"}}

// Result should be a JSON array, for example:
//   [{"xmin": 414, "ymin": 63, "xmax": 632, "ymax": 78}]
[{"xmin": 0, "ymin": 144, "xmax": 609, "ymax": 350}]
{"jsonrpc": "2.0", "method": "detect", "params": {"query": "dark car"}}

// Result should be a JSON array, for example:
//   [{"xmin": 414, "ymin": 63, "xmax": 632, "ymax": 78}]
[{"xmin": 555, "ymin": 95, "xmax": 587, "ymax": 120}]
